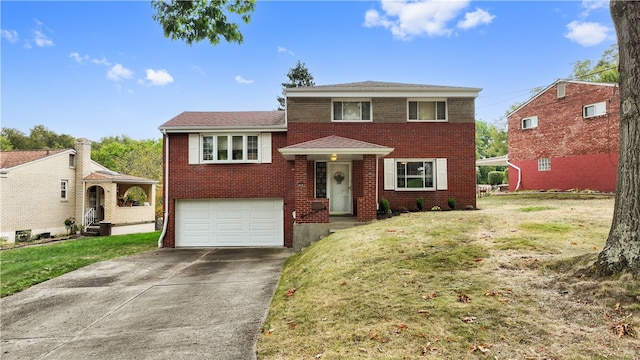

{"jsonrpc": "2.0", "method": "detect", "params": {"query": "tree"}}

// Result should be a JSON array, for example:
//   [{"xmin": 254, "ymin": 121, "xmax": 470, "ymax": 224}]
[
  {"xmin": 92, "ymin": 136, "xmax": 163, "ymax": 181},
  {"xmin": 277, "ymin": 60, "xmax": 315, "ymax": 110},
  {"xmin": 570, "ymin": 43, "xmax": 619, "ymax": 83},
  {"xmin": 595, "ymin": 1, "xmax": 640, "ymax": 277},
  {"xmin": 0, "ymin": 126, "xmax": 74, "ymax": 150},
  {"xmin": 151, "ymin": 0, "xmax": 255, "ymax": 46}
]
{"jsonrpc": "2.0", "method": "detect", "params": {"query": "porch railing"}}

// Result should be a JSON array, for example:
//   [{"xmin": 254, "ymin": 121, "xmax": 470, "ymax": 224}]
[{"xmin": 85, "ymin": 208, "xmax": 96, "ymax": 227}]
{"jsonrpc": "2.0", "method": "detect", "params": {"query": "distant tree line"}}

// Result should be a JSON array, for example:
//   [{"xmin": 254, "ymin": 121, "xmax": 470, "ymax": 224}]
[{"xmin": 1, "ymin": 126, "xmax": 162, "ymax": 182}]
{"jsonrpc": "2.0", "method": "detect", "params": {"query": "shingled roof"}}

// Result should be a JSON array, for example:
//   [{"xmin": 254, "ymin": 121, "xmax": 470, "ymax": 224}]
[
  {"xmin": 84, "ymin": 170, "xmax": 158, "ymax": 184},
  {"xmin": 286, "ymin": 81, "xmax": 482, "ymax": 96},
  {"xmin": 159, "ymin": 111, "xmax": 286, "ymax": 131},
  {"xmin": 0, "ymin": 150, "xmax": 68, "ymax": 169},
  {"xmin": 278, "ymin": 135, "xmax": 393, "ymax": 160}
]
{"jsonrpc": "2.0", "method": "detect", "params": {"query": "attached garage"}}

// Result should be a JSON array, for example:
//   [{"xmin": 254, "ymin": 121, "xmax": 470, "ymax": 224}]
[{"xmin": 175, "ymin": 198, "xmax": 284, "ymax": 247}]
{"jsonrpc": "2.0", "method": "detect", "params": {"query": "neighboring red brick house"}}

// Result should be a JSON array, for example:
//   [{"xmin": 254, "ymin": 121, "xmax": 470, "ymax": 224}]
[
  {"xmin": 507, "ymin": 80, "xmax": 619, "ymax": 193},
  {"xmin": 158, "ymin": 81, "xmax": 481, "ymax": 249}
]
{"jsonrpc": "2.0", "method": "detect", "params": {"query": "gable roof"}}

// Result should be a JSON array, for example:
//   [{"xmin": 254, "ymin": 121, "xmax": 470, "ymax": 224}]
[
  {"xmin": 278, "ymin": 135, "xmax": 394, "ymax": 160},
  {"xmin": 84, "ymin": 170, "xmax": 158, "ymax": 184},
  {"xmin": 159, "ymin": 111, "xmax": 286, "ymax": 133},
  {"xmin": 0, "ymin": 149, "xmax": 70, "ymax": 170},
  {"xmin": 286, "ymin": 80, "xmax": 482, "ymax": 98},
  {"xmin": 507, "ymin": 79, "xmax": 618, "ymax": 118}
]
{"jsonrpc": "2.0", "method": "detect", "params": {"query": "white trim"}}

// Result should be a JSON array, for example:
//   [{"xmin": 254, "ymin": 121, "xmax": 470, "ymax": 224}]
[
  {"xmin": 583, "ymin": 101, "xmax": 606, "ymax": 118},
  {"xmin": 159, "ymin": 125, "xmax": 287, "ymax": 134},
  {"xmin": 521, "ymin": 116, "xmax": 538, "ymax": 129},
  {"xmin": 407, "ymin": 99, "xmax": 448, "ymax": 122},
  {"xmin": 393, "ymin": 158, "xmax": 437, "ymax": 191},
  {"xmin": 331, "ymin": 99, "xmax": 372, "ymax": 122},
  {"xmin": 199, "ymin": 133, "xmax": 261, "ymax": 164}
]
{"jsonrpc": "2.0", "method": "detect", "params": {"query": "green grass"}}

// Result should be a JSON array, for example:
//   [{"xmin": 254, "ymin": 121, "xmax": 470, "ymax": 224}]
[
  {"xmin": 0, "ymin": 232, "xmax": 159, "ymax": 297},
  {"xmin": 258, "ymin": 196, "xmax": 640, "ymax": 359}
]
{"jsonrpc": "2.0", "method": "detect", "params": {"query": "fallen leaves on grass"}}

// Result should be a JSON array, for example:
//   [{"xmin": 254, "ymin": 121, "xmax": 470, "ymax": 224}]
[
  {"xmin": 420, "ymin": 343, "xmax": 438, "ymax": 355},
  {"xmin": 469, "ymin": 343, "xmax": 492, "ymax": 354},
  {"xmin": 461, "ymin": 316, "xmax": 477, "ymax": 323},
  {"xmin": 285, "ymin": 288, "xmax": 296, "ymax": 297},
  {"xmin": 394, "ymin": 324, "xmax": 408, "ymax": 335},
  {"xmin": 422, "ymin": 293, "xmax": 438, "ymax": 300},
  {"xmin": 457, "ymin": 293, "xmax": 472, "ymax": 303},
  {"xmin": 610, "ymin": 322, "xmax": 635, "ymax": 338}
]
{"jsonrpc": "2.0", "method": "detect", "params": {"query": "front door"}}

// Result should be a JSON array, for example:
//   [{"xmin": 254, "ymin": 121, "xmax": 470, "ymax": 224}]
[{"xmin": 328, "ymin": 162, "xmax": 352, "ymax": 214}]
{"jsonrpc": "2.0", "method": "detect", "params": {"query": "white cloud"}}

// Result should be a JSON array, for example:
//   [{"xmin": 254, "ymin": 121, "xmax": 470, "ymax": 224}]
[
  {"xmin": 92, "ymin": 57, "xmax": 111, "ymax": 66},
  {"xmin": 107, "ymin": 64, "xmax": 133, "ymax": 81},
  {"xmin": 33, "ymin": 30, "xmax": 53, "ymax": 47},
  {"xmin": 457, "ymin": 8, "xmax": 495, "ymax": 30},
  {"xmin": 142, "ymin": 69, "xmax": 174, "ymax": 86},
  {"xmin": 69, "ymin": 52, "xmax": 89, "ymax": 64},
  {"xmin": 277, "ymin": 46, "xmax": 294, "ymax": 55},
  {"xmin": 1, "ymin": 29, "xmax": 18, "ymax": 43},
  {"xmin": 364, "ymin": 0, "xmax": 472, "ymax": 39},
  {"xmin": 235, "ymin": 75, "xmax": 253, "ymax": 84},
  {"xmin": 581, "ymin": 0, "xmax": 608, "ymax": 16},
  {"xmin": 565, "ymin": 21, "xmax": 611, "ymax": 46}
]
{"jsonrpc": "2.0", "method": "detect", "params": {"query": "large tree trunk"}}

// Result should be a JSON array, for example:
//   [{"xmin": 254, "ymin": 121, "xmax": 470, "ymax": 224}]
[{"xmin": 595, "ymin": 1, "xmax": 640, "ymax": 277}]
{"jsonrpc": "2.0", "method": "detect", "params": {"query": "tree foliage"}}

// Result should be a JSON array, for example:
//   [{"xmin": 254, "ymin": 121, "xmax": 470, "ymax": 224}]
[
  {"xmin": 475, "ymin": 120, "xmax": 507, "ymax": 160},
  {"xmin": 570, "ymin": 43, "xmax": 619, "ymax": 83},
  {"xmin": 277, "ymin": 60, "xmax": 315, "ymax": 110},
  {"xmin": 595, "ymin": 1, "xmax": 640, "ymax": 277},
  {"xmin": 92, "ymin": 136, "xmax": 163, "ymax": 181},
  {"xmin": 1, "ymin": 126, "xmax": 75, "ymax": 150},
  {"xmin": 151, "ymin": 0, "xmax": 255, "ymax": 46}
]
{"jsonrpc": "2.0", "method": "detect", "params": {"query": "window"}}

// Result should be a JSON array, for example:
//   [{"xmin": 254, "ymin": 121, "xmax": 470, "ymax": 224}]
[
  {"xmin": 583, "ymin": 101, "xmax": 606, "ymax": 118},
  {"xmin": 333, "ymin": 100, "xmax": 371, "ymax": 121},
  {"xmin": 522, "ymin": 116, "xmax": 538, "ymax": 129},
  {"xmin": 68, "ymin": 154, "xmax": 75, "ymax": 167},
  {"xmin": 408, "ymin": 100, "xmax": 447, "ymax": 121},
  {"xmin": 538, "ymin": 158, "xmax": 551, "ymax": 171},
  {"xmin": 396, "ymin": 160, "xmax": 435, "ymax": 190},
  {"xmin": 61, "ymin": 180, "xmax": 69, "ymax": 200},
  {"xmin": 201, "ymin": 134, "xmax": 259, "ymax": 163}
]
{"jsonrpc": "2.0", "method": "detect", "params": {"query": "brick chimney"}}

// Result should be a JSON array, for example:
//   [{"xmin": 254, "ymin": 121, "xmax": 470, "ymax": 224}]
[{"xmin": 74, "ymin": 139, "xmax": 92, "ymax": 223}]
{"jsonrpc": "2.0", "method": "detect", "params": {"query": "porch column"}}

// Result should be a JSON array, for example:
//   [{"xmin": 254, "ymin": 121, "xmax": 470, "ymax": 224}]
[
  {"xmin": 294, "ymin": 155, "xmax": 308, "ymax": 223},
  {"xmin": 358, "ymin": 154, "xmax": 378, "ymax": 222}
]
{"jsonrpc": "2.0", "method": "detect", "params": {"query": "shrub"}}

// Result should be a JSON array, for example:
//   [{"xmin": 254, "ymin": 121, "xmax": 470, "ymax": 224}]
[
  {"xmin": 503, "ymin": 168, "xmax": 509, "ymax": 184},
  {"xmin": 488, "ymin": 171, "xmax": 504, "ymax": 185},
  {"xmin": 447, "ymin": 197, "xmax": 457, "ymax": 210},
  {"xmin": 416, "ymin": 197, "xmax": 425, "ymax": 211},
  {"xmin": 379, "ymin": 197, "xmax": 391, "ymax": 214}
]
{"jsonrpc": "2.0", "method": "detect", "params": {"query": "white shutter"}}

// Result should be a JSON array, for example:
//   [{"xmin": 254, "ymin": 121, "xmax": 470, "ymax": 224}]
[
  {"xmin": 188, "ymin": 134, "xmax": 200, "ymax": 164},
  {"xmin": 261, "ymin": 133, "xmax": 272, "ymax": 163},
  {"xmin": 436, "ymin": 158, "xmax": 448, "ymax": 190},
  {"xmin": 383, "ymin": 158, "xmax": 395, "ymax": 190}
]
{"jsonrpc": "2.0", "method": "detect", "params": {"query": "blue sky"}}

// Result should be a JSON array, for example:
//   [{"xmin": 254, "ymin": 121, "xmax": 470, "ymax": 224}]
[{"xmin": 1, "ymin": 0, "xmax": 615, "ymax": 141}]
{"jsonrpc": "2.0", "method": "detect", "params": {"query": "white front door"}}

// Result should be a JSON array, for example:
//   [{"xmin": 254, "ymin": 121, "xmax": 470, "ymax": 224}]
[{"xmin": 328, "ymin": 162, "xmax": 352, "ymax": 214}]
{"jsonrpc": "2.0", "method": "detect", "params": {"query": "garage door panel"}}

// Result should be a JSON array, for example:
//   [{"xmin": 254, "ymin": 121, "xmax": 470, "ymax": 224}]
[{"xmin": 176, "ymin": 198, "xmax": 283, "ymax": 247}]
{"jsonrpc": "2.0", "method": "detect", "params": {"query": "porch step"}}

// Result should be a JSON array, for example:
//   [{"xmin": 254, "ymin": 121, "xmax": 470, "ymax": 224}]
[
  {"xmin": 83, "ymin": 225, "xmax": 100, "ymax": 237},
  {"xmin": 329, "ymin": 216, "xmax": 362, "ymax": 233}
]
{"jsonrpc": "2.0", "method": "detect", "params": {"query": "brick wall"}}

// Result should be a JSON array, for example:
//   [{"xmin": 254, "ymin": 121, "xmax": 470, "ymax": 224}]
[
  {"xmin": 508, "ymin": 82, "xmax": 619, "ymax": 192},
  {"xmin": 163, "ymin": 132, "xmax": 295, "ymax": 248},
  {"xmin": 288, "ymin": 121, "xmax": 477, "ymax": 211}
]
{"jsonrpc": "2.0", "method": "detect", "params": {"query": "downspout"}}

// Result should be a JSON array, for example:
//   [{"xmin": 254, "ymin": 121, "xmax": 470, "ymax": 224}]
[
  {"xmin": 505, "ymin": 156, "xmax": 522, "ymax": 191},
  {"xmin": 157, "ymin": 131, "xmax": 169, "ymax": 248}
]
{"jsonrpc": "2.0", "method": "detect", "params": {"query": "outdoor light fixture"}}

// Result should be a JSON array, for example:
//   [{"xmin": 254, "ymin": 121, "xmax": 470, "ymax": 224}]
[{"xmin": 330, "ymin": 153, "xmax": 338, "ymax": 161}]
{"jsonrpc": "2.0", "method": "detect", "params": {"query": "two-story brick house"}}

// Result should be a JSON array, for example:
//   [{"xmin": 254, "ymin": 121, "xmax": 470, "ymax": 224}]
[
  {"xmin": 158, "ymin": 81, "xmax": 481, "ymax": 249},
  {"xmin": 507, "ymin": 80, "xmax": 619, "ymax": 192}
]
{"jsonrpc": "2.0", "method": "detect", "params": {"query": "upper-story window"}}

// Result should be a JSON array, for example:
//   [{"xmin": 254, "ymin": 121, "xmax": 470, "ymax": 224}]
[
  {"xmin": 332, "ymin": 100, "xmax": 371, "ymax": 121},
  {"xmin": 583, "ymin": 101, "xmax": 606, "ymax": 118},
  {"xmin": 408, "ymin": 100, "xmax": 447, "ymax": 121},
  {"xmin": 68, "ymin": 154, "xmax": 75, "ymax": 167},
  {"xmin": 521, "ymin": 116, "xmax": 538, "ymax": 129},
  {"xmin": 202, "ymin": 134, "xmax": 259, "ymax": 163}
]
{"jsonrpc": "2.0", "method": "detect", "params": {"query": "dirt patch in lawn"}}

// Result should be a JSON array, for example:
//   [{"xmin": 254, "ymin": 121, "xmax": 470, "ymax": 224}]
[{"xmin": 257, "ymin": 195, "xmax": 639, "ymax": 359}]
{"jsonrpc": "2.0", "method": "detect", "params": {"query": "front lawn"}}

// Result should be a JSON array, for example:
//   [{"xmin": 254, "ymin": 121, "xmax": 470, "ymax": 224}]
[
  {"xmin": 257, "ymin": 195, "xmax": 639, "ymax": 359},
  {"xmin": 0, "ymin": 232, "xmax": 159, "ymax": 297}
]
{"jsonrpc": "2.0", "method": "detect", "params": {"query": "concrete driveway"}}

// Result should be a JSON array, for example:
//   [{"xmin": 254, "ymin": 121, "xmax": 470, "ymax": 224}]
[{"xmin": 0, "ymin": 247, "xmax": 292, "ymax": 360}]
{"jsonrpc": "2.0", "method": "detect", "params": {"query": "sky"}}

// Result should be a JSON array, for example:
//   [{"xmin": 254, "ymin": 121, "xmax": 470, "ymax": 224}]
[{"xmin": 1, "ymin": 0, "xmax": 616, "ymax": 141}]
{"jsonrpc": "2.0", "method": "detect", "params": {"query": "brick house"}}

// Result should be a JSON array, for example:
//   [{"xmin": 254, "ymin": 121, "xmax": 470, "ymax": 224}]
[
  {"xmin": 0, "ymin": 140, "xmax": 158, "ymax": 243},
  {"xmin": 507, "ymin": 80, "xmax": 619, "ymax": 192},
  {"xmin": 158, "ymin": 81, "xmax": 481, "ymax": 250}
]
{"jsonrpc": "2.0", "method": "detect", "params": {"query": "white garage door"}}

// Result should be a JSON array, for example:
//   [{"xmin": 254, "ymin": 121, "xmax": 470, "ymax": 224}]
[{"xmin": 176, "ymin": 198, "xmax": 284, "ymax": 247}]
